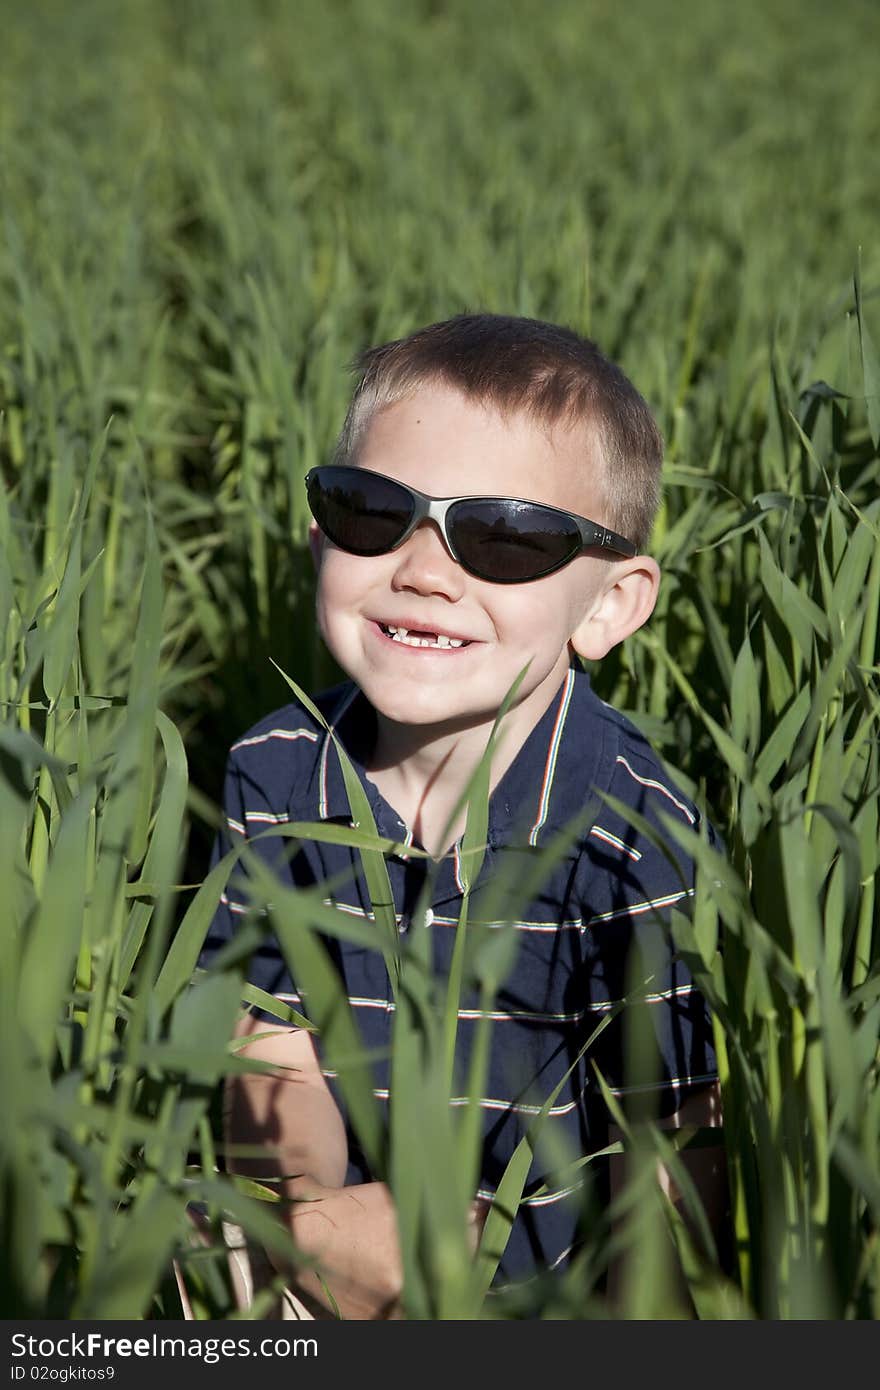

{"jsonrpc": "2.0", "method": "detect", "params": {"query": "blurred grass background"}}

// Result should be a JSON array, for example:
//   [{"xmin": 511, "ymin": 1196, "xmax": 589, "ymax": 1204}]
[{"xmin": 0, "ymin": 0, "xmax": 878, "ymax": 1318}]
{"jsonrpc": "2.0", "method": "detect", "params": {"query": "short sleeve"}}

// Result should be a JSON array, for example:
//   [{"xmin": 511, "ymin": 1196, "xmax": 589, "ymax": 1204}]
[
  {"xmin": 578, "ymin": 802, "xmax": 720, "ymax": 1123},
  {"xmin": 197, "ymin": 751, "xmax": 304, "ymax": 1023}
]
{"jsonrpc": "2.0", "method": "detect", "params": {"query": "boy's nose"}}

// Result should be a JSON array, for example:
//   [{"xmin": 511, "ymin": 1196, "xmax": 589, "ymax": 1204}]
[{"xmin": 389, "ymin": 520, "xmax": 467, "ymax": 602}]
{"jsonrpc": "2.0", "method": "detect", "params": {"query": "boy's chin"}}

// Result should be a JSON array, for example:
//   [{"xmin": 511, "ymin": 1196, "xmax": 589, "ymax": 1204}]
[
  {"xmin": 367, "ymin": 686, "xmax": 497, "ymax": 732},
  {"xmin": 376, "ymin": 700, "xmax": 489, "ymax": 731}
]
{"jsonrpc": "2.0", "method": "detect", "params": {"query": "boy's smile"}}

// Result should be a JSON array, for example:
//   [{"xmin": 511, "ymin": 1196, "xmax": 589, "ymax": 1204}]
[{"xmin": 311, "ymin": 383, "xmax": 657, "ymax": 759}]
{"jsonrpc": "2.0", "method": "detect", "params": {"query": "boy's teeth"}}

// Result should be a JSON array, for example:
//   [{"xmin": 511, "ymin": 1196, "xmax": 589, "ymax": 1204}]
[{"xmin": 384, "ymin": 624, "xmax": 466, "ymax": 649}]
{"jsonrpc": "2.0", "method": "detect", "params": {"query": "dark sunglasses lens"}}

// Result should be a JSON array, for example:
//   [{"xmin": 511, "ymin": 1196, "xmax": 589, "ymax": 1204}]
[
  {"xmin": 307, "ymin": 468, "xmax": 414, "ymax": 555},
  {"xmin": 450, "ymin": 501, "xmax": 581, "ymax": 581}
]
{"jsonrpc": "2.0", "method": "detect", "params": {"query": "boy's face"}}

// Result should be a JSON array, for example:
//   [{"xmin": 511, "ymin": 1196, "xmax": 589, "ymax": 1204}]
[{"xmin": 311, "ymin": 383, "xmax": 644, "ymax": 737}]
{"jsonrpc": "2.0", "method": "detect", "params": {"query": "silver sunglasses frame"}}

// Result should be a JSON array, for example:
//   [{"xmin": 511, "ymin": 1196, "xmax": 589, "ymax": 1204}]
[{"xmin": 305, "ymin": 464, "xmax": 637, "ymax": 581}]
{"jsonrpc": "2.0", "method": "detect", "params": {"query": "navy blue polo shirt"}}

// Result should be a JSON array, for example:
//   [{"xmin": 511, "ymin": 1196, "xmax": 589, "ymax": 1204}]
[{"xmin": 201, "ymin": 665, "xmax": 719, "ymax": 1284}]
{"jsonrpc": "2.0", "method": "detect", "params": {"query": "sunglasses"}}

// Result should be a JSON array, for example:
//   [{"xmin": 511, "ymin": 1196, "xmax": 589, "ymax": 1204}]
[{"xmin": 305, "ymin": 465, "xmax": 636, "ymax": 585}]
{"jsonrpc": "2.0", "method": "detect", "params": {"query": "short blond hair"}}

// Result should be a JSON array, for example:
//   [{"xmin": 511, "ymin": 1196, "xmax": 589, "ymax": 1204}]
[{"xmin": 332, "ymin": 313, "xmax": 663, "ymax": 551}]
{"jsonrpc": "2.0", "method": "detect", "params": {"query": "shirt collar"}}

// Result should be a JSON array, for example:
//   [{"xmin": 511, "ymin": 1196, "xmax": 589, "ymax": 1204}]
[{"xmin": 302, "ymin": 665, "xmax": 607, "ymax": 900}]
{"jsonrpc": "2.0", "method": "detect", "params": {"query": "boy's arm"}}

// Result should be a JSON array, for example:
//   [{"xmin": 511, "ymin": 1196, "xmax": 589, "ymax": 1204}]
[
  {"xmin": 224, "ymin": 1014, "xmax": 404, "ymax": 1319},
  {"xmin": 650, "ymin": 1079, "xmax": 726, "ymax": 1225},
  {"xmin": 607, "ymin": 1079, "xmax": 728, "ymax": 1309}
]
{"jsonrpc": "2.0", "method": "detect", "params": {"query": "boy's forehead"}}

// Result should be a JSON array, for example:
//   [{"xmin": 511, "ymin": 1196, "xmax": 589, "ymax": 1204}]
[{"xmin": 357, "ymin": 383, "xmax": 607, "ymax": 515}]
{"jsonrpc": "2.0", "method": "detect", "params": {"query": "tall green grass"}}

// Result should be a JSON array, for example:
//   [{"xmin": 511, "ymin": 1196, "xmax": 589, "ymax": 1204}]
[{"xmin": 0, "ymin": 0, "xmax": 878, "ymax": 1319}]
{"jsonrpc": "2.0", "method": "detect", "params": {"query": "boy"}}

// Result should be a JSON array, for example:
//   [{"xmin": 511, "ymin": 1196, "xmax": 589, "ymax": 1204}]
[{"xmin": 202, "ymin": 313, "xmax": 724, "ymax": 1319}]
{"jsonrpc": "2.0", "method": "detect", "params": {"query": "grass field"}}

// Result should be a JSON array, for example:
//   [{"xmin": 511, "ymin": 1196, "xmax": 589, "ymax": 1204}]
[{"xmin": 1, "ymin": 0, "xmax": 878, "ymax": 1319}]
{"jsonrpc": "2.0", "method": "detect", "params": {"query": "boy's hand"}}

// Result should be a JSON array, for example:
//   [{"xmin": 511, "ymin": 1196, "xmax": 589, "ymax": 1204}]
[
  {"xmin": 225, "ymin": 1017, "xmax": 492, "ymax": 1318},
  {"xmin": 224, "ymin": 1019, "xmax": 401, "ymax": 1318},
  {"xmin": 284, "ymin": 1176, "xmax": 404, "ymax": 1320},
  {"xmin": 288, "ymin": 1183, "xmax": 490, "ymax": 1318}
]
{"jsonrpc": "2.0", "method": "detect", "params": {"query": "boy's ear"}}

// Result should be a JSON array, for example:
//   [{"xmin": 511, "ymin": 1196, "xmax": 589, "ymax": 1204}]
[
  {"xmin": 308, "ymin": 520, "xmax": 324, "ymax": 571},
  {"xmin": 568, "ymin": 555, "xmax": 660, "ymax": 662}
]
